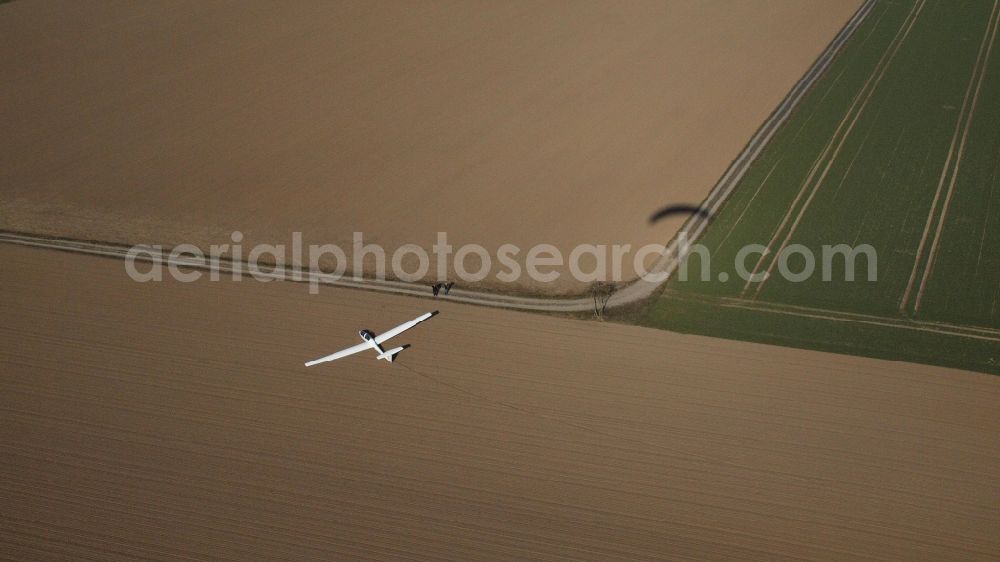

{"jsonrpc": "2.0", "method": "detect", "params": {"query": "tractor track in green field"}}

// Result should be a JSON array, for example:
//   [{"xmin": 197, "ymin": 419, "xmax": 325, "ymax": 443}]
[
  {"xmin": 661, "ymin": 289, "xmax": 1000, "ymax": 343},
  {"xmin": 743, "ymin": 0, "xmax": 928, "ymax": 300},
  {"xmin": 904, "ymin": 0, "xmax": 1000, "ymax": 314}
]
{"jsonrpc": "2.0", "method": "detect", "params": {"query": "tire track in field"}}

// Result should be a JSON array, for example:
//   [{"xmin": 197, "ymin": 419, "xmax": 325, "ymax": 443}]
[
  {"xmin": 713, "ymin": 1, "xmax": 890, "ymax": 256},
  {"xmin": 904, "ymin": 0, "xmax": 1000, "ymax": 314},
  {"xmin": 973, "ymin": 152, "xmax": 1000, "ymax": 280},
  {"xmin": 741, "ymin": 0, "xmax": 927, "ymax": 299},
  {"xmin": 662, "ymin": 289, "xmax": 1000, "ymax": 344}
]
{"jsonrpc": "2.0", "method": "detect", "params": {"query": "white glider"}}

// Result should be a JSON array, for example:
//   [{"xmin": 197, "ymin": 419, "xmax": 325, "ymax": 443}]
[{"xmin": 304, "ymin": 311, "xmax": 438, "ymax": 366}]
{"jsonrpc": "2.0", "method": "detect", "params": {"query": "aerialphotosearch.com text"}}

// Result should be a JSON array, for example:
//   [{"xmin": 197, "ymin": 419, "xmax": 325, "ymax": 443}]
[{"xmin": 125, "ymin": 231, "xmax": 878, "ymax": 293}]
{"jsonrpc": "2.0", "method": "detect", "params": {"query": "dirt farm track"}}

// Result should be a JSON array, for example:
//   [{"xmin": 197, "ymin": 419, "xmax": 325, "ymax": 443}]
[{"xmin": 2, "ymin": 244, "xmax": 998, "ymax": 560}]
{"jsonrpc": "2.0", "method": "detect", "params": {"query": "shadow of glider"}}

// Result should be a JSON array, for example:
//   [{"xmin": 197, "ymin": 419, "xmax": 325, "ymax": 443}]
[{"xmin": 649, "ymin": 204, "xmax": 711, "ymax": 225}]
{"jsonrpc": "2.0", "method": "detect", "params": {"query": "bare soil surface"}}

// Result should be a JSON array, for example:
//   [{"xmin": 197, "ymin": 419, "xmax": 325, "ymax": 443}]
[
  {"xmin": 2, "ymin": 244, "xmax": 997, "ymax": 560},
  {"xmin": 0, "ymin": 0, "xmax": 860, "ymax": 294}
]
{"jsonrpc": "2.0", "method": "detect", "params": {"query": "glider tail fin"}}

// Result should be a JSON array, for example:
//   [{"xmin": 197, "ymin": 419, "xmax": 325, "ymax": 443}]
[{"xmin": 376, "ymin": 345, "xmax": 407, "ymax": 362}]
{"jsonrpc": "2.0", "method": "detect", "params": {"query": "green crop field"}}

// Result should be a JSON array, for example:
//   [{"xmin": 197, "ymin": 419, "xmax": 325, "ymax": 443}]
[{"xmin": 644, "ymin": 0, "xmax": 1000, "ymax": 374}]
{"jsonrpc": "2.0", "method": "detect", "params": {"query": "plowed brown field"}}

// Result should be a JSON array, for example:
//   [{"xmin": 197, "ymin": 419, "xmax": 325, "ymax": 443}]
[
  {"xmin": 2, "ymin": 244, "xmax": 997, "ymax": 560},
  {"xmin": 0, "ymin": 0, "xmax": 861, "ymax": 293}
]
